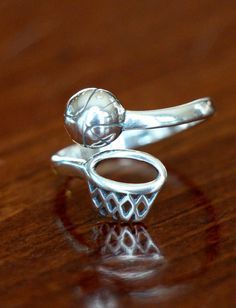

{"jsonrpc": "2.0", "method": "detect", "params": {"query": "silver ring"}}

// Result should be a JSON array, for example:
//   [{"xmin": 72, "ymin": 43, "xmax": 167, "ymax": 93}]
[{"xmin": 51, "ymin": 88, "xmax": 214, "ymax": 222}]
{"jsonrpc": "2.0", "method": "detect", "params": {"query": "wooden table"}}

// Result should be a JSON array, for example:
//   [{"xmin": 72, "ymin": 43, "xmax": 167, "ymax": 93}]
[{"xmin": 0, "ymin": 1, "xmax": 235, "ymax": 307}]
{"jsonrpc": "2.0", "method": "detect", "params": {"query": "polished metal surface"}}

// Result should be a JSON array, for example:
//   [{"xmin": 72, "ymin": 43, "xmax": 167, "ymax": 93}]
[
  {"xmin": 52, "ymin": 88, "xmax": 215, "ymax": 222},
  {"xmin": 64, "ymin": 88, "xmax": 214, "ymax": 148},
  {"xmin": 65, "ymin": 88, "xmax": 125, "ymax": 148}
]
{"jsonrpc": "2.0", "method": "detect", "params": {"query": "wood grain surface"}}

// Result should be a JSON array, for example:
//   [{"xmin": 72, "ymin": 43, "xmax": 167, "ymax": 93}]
[{"xmin": 0, "ymin": 1, "xmax": 235, "ymax": 307}]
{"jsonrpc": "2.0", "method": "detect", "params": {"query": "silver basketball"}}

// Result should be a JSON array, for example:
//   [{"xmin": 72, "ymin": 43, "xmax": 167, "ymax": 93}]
[{"xmin": 64, "ymin": 88, "xmax": 126, "ymax": 148}]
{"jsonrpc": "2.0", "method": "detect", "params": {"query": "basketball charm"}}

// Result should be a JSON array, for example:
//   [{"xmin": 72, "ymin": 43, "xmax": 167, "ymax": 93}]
[{"xmin": 65, "ymin": 88, "xmax": 126, "ymax": 148}]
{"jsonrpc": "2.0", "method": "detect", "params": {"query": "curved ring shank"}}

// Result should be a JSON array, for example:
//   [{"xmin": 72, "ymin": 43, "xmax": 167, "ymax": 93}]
[
  {"xmin": 52, "ymin": 97, "xmax": 214, "ymax": 177},
  {"xmin": 124, "ymin": 97, "xmax": 214, "ymax": 129}
]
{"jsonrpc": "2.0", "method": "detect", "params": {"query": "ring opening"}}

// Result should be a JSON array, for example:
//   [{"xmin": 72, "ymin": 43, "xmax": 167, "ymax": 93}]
[
  {"xmin": 95, "ymin": 158, "xmax": 158, "ymax": 184},
  {"xmin": 86, "ymin": 149, "xmax": 167, "ymax": 195}
]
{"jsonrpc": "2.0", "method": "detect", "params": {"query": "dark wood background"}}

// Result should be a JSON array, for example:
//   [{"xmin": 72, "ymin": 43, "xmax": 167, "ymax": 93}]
[{"xmin": 0, "ymin": 1, "xmax": 235, "ymax": 307}]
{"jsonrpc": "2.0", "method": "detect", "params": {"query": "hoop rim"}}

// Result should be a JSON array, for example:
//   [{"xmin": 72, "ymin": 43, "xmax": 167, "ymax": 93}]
[{"xmin": 86, "ymin": 149, "xmax": 167, "ymax": 194}]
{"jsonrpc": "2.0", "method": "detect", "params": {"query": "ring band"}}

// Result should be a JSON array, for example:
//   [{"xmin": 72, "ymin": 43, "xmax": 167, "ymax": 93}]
[{"xmin": 51, "ymin": 88, "xmax": 214, "ymax": 221}]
